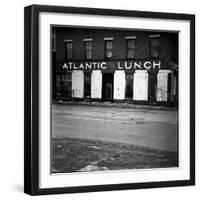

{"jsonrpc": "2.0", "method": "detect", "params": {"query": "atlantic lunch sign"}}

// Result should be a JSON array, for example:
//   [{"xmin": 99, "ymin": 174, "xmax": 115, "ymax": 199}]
[{"xmin": 62, "ymin": 60, "xmax": 161, "ymax": 70}]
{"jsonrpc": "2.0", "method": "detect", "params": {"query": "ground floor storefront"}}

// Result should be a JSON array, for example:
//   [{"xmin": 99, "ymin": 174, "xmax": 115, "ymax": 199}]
[{"xmin": 54, "ymin": 69, "xmax": 178, "ymax": 106}]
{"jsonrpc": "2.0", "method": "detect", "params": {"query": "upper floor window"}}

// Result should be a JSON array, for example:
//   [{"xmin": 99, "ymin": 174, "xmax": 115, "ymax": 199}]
[
  {"xmin": 126, "ymin": 36, "xmax": 136, "ymax": 59},
  {"xmin": 104, "ymin": 38, "xmax": 113, "ymax": 59},
  {"xmin": 84, "ymin": 39, "xmax": 93, "ymax": 59},
  {"xmin": 149, "ymin": 35, "xmax": 160, "ymax": 58},
  {"xmin": 64, "ymin": 40, "xmax": 73, "ymax": 59}
]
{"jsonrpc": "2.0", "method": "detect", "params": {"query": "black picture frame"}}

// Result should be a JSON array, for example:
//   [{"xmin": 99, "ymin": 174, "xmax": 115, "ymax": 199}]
[{"xmin": 24, "ymin": 4, "xmax": 195, "ymax": 195}]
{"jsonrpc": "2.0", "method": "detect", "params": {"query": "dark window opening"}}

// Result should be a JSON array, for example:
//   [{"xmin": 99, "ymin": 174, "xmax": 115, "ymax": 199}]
[
  {"xmin": 84, "ymin": 73, "xmax": 91, "ymax": 98},
  {"xmin": 56, "ymin": 75, "xmax": 61, "ymax": 94},
  {"xmin": 84, "ymin": 41, "xmax": 92, "ymax": 59},
  {"xmin": 102, "ymin": 73, "xmax": 113, "ymax": 101},
  {"xmin": 58, "ymin": 73, "xmax": 72, "ymax": 97},
  {"xmin": 125, "ymin": 74, "xmax": 133, "ymax": 98},
  {"xmin": 65, "ymin": 41, "xmax": 72, "ymax": 59},
  {"xmin": 167, "ymin": 73, "xmax": 172, "ymax": 102},
  {"xmin": 105, "ymin": 40, "xmax": 113, "ymax": 59},
  {"xmin": 150, "ymin": 37, "xmax": 160, "ymax": 58},
  {"xmin": 127, "ymin": 39, "xmax": 136, "ymax": 59},
  {"xmin": 148, "ymin": 73, "xmax": 157, "ymax": 102}
]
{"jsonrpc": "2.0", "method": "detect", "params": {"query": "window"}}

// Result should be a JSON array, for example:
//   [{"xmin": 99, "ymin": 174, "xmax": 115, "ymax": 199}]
[
  {"xmin": 127, "ymin": 39, "xmax": 136, "ymax": 59},
  {"xmin": 149, "ymin": 35, "xmax": 160, "ymax": 58},
  {"xmin": 125, "ymin": 74, "xmax": 134, "ymax": 98},
  {"xmin": 104, "ymin": 38, "xmax": 113, "ymax": 59},
  {"xmin": 84, "ymin": 40, "xmax": 92, "ymax": 59},
  {"xmin": 56, "ymin": 75, "xmax": 61, "ymax": 94},
  {"xmin": 60, "ymin": 73, "xmax": 72, "ymax": 97},
  {"xmin": 64, "ymin": 40, "xmax": 73, "ymax": 59},
  {"xmin": 84, "ymin": 73, "xmax": 91, "ymax": 98}
]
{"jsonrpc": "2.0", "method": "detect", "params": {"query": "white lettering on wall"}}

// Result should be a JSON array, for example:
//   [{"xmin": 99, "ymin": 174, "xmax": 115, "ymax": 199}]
[{"xmin": 62, "ymin": 60, "xmax": 162, "ymax": 70}]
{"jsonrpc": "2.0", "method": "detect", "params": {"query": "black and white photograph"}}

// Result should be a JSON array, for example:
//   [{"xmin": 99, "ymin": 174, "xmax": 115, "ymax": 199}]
[
  {"xmin": 51, "ymin": 26, "xmax": 179, "ymax": 174},
  {"xmin": 24, "ymin": 4, "xmax": 195, "ymax": 195}
]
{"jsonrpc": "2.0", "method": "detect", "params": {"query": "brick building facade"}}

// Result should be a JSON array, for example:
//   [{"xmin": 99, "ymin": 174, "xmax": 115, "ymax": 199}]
[{"xmin": 52, "ymin": 26, "xmax": 178, "ymax": 106}]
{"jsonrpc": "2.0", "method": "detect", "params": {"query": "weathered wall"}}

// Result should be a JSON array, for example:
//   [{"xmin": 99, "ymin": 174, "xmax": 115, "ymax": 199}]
[
  {"xmin": 72, "ymin": 71, "xmax": 84, "ymax": 98},
  {"xmin": 133, "ymin": 70, "xmax": 148, "ymax": 101},
  {"xmin": 54, "ymin": 28, "xmax": 178, "ymax": 104},
  {"xmin": 156, "ymin": 70, "xmax": 171, "ymax": 101},
  {"xmin": 91, "ymin": 70, "xmax": 102, "ymax": 99},
  {"xmin": 113, "ymin": 70, "xmax": 126, "ymax": 100}
]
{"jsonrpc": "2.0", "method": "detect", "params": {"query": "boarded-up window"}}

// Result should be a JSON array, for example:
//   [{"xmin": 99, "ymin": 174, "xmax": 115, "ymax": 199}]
[
  {"xmin": 150, "ymin": 38, "xmax": 160, "ymax": 58},
  {"xmin": 65, "ymin": 41, "xmax": 72, "ymax": 59},
  {"xmin": 85, "ymin": 41, "xmax": 92, "ymax": 59},
  {"xmin": 60, "ymin": 73, "xmax": 72, "ymax": 97},
  {"xmin": 105, "ymin": 40, "xmax": 113, "ymax": 58},
  {"xmin": 84, "ymin": 73, "xmax": 91, "ymax": 98},
  {"xmin": 125, "ymin": 74, "xmax": 134, "ymax": 98},
  {"xmin": 127, "ymin": 39, "xmax": 136, "ymax": 59}
]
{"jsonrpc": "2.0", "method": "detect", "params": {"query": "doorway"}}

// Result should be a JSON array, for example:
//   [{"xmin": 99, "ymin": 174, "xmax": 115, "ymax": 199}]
[
  {"xmin": 148, "ymin": 72, "xmax": 157, "ymax": 103},
  {"xmin": 102, "ymin": 73, "xmax": 114, "ymax": 101}
]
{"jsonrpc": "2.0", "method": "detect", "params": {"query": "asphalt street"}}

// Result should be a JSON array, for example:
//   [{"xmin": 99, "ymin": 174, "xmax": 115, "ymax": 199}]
[{"xmin": 52, "ymin": 104, "xmax": 178, "ymax": 152}]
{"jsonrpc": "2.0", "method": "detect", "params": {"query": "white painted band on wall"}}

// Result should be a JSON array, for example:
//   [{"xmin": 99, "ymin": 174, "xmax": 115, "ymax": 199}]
[
  {"xmin": 72, "ymin": 70, "xmax": 84, "ymax": 98},
  {"xmin": 133, "ymin": 70, "xmax": 148, "ymax": 101},
  {"xmin": 64, "ymin": 39, "xmax": 73, "ymax": 42},
  {"xmin": 104, "ymin": 37, "xmax": 114, "ymax": 40},
  {"xmin": 83, "ymin": 38, "xmax": 93, "ymax": 41},
  {"xmin": 156, "ymin": 70, "xmax": 171, "ymax": 102},
  {"xmin": 114, "ymin": 70, "xmax": 126, "ymax": 100},
  {"xmin": 91, "ymin": 70, "xmax": 102, "ymax": 99},
  {"xmin": 125, "ymin": 36, "xmax": 136, "ymax": 39}
]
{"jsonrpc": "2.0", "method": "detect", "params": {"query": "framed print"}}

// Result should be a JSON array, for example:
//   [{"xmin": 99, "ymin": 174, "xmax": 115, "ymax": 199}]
[{"xmin": 24, "ymin": 4, "xmax": 195, "ymax": 195}]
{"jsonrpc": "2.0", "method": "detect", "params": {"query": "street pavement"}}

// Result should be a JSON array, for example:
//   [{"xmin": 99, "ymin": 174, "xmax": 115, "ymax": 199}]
[{"xmin": 52, "ymin": 104, "xmax": 178, "ymax": 152}]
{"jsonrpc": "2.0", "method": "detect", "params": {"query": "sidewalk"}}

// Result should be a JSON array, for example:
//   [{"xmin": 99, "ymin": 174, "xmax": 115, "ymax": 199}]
[{"xmin": 53, "ymin": 99, "xmax": 177, "ymax": 111}]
